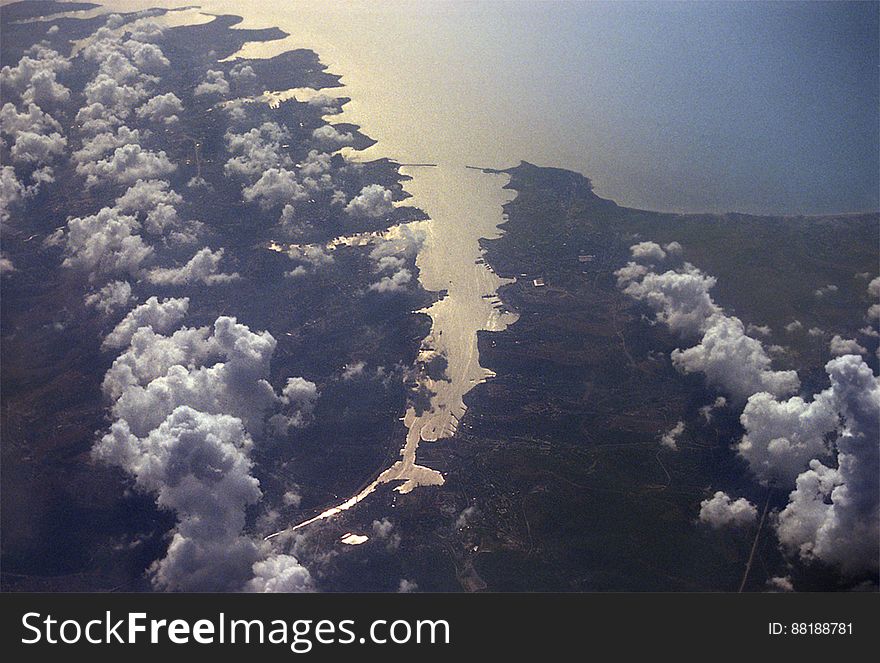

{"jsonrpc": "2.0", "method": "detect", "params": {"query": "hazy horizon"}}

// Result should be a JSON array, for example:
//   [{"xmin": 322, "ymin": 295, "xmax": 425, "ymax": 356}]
[{"xmin": 10, "ymin": 0, "xmax": 880, "ymax": 214}]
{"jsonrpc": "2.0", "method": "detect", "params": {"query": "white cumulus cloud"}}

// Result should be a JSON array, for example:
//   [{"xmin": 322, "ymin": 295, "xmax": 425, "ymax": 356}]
[
  {"xmin": 630, "ymin": 241, "xmax": 666, "ymax": 263},
  {"xmin": 617, "ymin": 253, "xmax": 798, "ymax": 401},
  {"xmin": 829, "ymin": 335, "xmax": 866, "ymax": 357},
  {"xmin": 345, "ymin": 184, "xmax": 394, "ymax": 219},
  {"xmin": 102, "ymin": 296, "xmax": 189, "ymax": 350},
  {"xmin": 146, "ymin": 247, "xmax": 240, "ymax": 286},
  {"xmin": 242, "ymin": 168, "xmax": 306, "ymax": 209},
  {"xmin": 136, "ymin": 92, "xmax": 183, "ymax": 125},
  {"xmin": 698, "ymin": 491, "xmax": 758, "ymax": 529},
  {"xmin": 84, "ymin": 280, "xmax": 135, "ymax": 315},
  {"xmin": 774, "ymin": 355, "xmax": 879, "ymax": 576},
  {"xmin": 660, "ymin": 421, "xmax": 685, "ymax": 450},
  {"xmin": 194, "ymin": 69, "xmax": 229, "ymax": 97},
  {"xmin": 78, "ymin": 143, "xmax": 175, "ymax": 188}
]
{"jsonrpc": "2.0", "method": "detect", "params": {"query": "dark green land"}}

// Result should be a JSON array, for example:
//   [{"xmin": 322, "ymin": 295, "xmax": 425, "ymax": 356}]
[
  {"xmin": 321, "ymin": 163, "xmax": 878, "ymax": 592},
  {"xmin": 441, "ymin": 163, "xmax": 877, "ymax": 590}
]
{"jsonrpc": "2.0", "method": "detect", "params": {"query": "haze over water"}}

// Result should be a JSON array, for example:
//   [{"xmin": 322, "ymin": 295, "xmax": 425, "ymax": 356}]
[{"xmin": 94, "ymin": 0, "xmax": 878, "ymax": 216}]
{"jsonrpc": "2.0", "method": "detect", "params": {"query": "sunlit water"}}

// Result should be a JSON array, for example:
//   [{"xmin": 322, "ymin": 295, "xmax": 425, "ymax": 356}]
[
  {"xmin": 76, "ymin": 0, "xmax": 879, "ymax": 216},
  {"xmin": 262, "ymin": 163, "xmax": 518, "ymax": 537}
]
